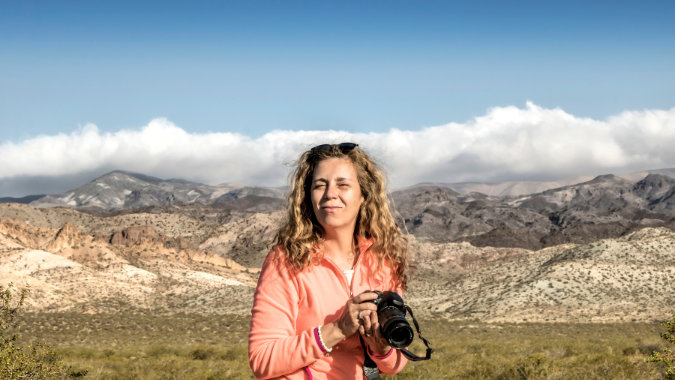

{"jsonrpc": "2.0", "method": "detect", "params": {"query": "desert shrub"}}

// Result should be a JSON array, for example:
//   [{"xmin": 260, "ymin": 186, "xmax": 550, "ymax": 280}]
[
  {"xmin": 101, "ymin": 349, "xmax": 115, "ymax": 358},
  {"xmin": 645, "ymin": 311, "xmax": 675, "ymax": 379},
  {"xmin": 191, "ymin": 346, "xmax": 217, "ymax": 360},
  {"xmin": 220, "ymin": 346, "xmax": 247, "ymax": 361},
  {"xmin": 145, "ymin": 344, "xmax": 180, "ymax": 358},
  {"xmin": 1, "ymin": 283, "xmax": 66, "ymax": 379}
]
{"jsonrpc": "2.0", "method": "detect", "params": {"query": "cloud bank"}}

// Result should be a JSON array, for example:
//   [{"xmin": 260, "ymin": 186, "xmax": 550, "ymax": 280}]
[{"xmin": 2, "ymin": 102, "xmax": 675, "ymax": 196}]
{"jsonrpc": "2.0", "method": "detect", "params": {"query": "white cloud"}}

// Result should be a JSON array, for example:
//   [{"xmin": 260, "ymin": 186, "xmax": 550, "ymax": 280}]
[{"xmin": 2, "ymin": 101, "xmax": 675, "ymax": 193}]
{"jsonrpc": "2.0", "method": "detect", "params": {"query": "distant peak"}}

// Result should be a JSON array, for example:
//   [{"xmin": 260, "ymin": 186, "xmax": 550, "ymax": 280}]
[
  {"xmin": 594, "ymin": 174, "xmax": 618, "ymax": 180},
  {"xmin": 636, "ymin": 173, "xmax": 675, "ymax": 186},
  {"xmin": 95, "ymin": 170, "xmax": 165, "ymax": 184},
  {"xmin": 586, "ymin": 174, "xmax": 628, "ymax": 184},
  {"xmin": 643, "ymin": 173, "xmax": 674, "ymax": 180}
]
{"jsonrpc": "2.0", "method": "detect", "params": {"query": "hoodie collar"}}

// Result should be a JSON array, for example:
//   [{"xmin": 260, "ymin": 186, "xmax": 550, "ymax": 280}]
[{"xmin": 356, "ymin": 235, "xmax": 374, "ymax": 254}]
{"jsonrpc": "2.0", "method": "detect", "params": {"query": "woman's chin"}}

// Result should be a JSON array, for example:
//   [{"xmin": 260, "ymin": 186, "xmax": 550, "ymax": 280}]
[{"xmin": 318, "ymin": 218, "xmax": 357, "ymax": 231}]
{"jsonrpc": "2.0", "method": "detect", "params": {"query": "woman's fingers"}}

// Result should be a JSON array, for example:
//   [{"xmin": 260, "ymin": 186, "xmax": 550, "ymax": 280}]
[
  {"xmin": 356, "ymin": 302, "xmax": 378, "ymax": 313},
  {"xmin": 358, "ymin": 310, "xmax": 381, "ymax": 337},
  {"xmin": 362, "ymin": 314, "xmax": 372, "ymax": 335},
  {"xmin": 370, "ymin": 309, "xmax": 379, "ymax": 325},
  {"xmin": 338, "ymin": 292, "xmax": 380, "ymax": 338},
  {"xmin": 352, "ymin": 292, "xmax": 378, "ymax": 304},
  {"xmin": 372, "ymin": 321, "xmax": 383, "ymax": 340},
  {"xmin": 369, "ymin": 312, "xmax": 380, "ymax": 338}
]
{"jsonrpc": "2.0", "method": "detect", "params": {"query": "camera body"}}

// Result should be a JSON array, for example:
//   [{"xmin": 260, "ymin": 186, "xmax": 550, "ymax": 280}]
[{"xmin": 364, "ymin": 290, "xmax": 414, "ymax": 349}]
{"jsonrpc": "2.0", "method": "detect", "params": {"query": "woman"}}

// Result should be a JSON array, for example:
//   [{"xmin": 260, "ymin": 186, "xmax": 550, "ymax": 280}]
[{"xmin": 248, "ymin": 143, "xmax": 410, "ymax": 380}]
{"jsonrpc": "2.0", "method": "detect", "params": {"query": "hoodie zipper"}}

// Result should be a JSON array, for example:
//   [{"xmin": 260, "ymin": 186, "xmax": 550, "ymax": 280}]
[
  {"xmin": 323, "ymin": 254, "xmax": 358, "ymax": 298},
  {"xmin": 321, "ymin": 244, "xmax": 370, "ymax": 376},
  {"xmin": 324, "ymin": 239, "xmax": 372, "ymax": 297}
]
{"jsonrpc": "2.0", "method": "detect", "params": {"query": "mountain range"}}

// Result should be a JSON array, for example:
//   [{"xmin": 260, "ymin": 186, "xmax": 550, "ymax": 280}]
[
  {"xmin": 0, "ymin": 168, "xmax": 671, "ymax": 251},
  {"xmin": 5, "ymin": 167, "xmax": 675, "ymax": 212},
  {"xmin": 28, "ymin": 171, "xmax": 285, "ymax": 212},
  {"xmin": 405, "ymin": 167, "xmax": 675, "ymax": 196},
  {"xmin": 392, "ymin": 173, "xmax": 675, "ymax": 249}
]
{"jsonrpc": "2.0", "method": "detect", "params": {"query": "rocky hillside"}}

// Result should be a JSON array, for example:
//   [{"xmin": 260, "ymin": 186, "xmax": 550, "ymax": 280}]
[
  {"xmin": 199, "ymin": 211, "xmax": 284, "ymax": 268},
  {"xmin": 1, "ymin": 202, "xmax": 674, "ymax": 323},
  {"xmin": 406, "ymin": 227, "xmax": 675, "ymax": 323},
  {"xmin": 0, "ymin": 214, "xmax": 258, "ymax": 315}
]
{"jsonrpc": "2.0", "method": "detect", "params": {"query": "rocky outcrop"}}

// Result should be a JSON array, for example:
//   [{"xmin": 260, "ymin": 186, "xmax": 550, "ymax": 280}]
[
  {"xmin": 0, "ymin": 217, "xmax": 43, "ymax": 250},
  {"xmin": 46, "ymin": 222, "xmax": 85, "ymax": 251},
  {"xmin": 110, "ymin": 225, "xmax": 164, "ymax": 247}
]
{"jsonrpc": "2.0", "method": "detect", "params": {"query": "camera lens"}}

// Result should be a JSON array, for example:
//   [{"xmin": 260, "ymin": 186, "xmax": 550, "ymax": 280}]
[
  {"xmin": 389, "ymin": 325, "xmax": 413, "ymax": 346},
  {"xmin": 379, "ymin": 308, "xmax": 414, "ymax": 349}
]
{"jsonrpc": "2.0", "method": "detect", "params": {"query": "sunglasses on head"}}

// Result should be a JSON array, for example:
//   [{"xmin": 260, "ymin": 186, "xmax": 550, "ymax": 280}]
[{"xmin": 310, "ymin": 142, "xmax": 359, "ymax": 155}]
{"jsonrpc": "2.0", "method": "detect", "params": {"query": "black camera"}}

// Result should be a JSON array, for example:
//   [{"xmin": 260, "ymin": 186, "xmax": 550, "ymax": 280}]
[
  {"xmin": 361, "ymin": 290, "xmax": 432, "ymax": 378},
  {"xmin": 364, "ymin": 290, "xmax": 414, "ymax": 349}
]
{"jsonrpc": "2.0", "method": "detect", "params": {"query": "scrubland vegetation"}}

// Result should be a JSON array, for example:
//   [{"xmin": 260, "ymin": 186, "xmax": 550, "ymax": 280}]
[{"xmin": 8, "ymin": 312, "xmax": 672, "ymax": 380}]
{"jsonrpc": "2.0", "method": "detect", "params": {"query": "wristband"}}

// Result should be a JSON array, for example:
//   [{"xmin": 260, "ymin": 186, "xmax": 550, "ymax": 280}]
[{"xmin": 315, "ymin": 325, "xmax": 332, "ymax": 353}]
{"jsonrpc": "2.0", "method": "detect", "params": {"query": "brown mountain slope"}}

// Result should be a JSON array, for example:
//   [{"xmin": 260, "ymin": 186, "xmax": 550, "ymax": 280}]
[
  {"xmin": 0, "ymin": 218, "xmax": 257, "ymax": 314},
  {"xmin": 199, "ymin": 211, "xmax": 284, "ymax": 267},
  {"xmin": 0, "ymin": 202, "xmax": 229, "ymax": 245}
]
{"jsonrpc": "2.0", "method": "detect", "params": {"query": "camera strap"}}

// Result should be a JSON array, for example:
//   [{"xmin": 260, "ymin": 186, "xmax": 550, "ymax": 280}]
[
  {"xmin": 359, "ymin": 334, "xmax": 382, "ymax": 380},
  {"xmin": 399, "ymin": 305, "xmax": 433, "ymax": 362}
]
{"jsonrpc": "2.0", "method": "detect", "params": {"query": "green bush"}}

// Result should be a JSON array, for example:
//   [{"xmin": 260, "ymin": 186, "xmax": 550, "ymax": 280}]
[
  {"xmin": 645, "ymin": 312, "xmax": 675, "ymax": 379},
  {"xmin": 0, "ymin": 283, "xmax": 66, "ymax": 379}
]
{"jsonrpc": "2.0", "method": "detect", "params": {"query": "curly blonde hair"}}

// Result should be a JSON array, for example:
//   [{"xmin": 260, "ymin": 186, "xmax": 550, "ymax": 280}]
[{"xmin": 273, "ymin": 144, "xmax": 410, "ymax": 290}]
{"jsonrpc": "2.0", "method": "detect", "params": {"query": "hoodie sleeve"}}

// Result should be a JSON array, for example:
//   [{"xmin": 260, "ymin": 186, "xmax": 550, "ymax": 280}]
[
  {"xmin": 248, "ymin": 252, "xmax": 325, "ymax": 379},
  {"xmin": 368, "ymin": 345, "xmax": 408, "ymax": 376}
]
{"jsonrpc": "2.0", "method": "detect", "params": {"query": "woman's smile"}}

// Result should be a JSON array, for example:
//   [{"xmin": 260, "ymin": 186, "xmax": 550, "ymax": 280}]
[{"xmin": 321, "ymin": 205, "xmax": 343, "ymax": 212}]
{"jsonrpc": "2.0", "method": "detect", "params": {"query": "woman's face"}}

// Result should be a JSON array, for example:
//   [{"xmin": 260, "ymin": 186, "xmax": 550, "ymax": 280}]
[{"xmin": 310, "ymin": 158, "xmax": 364, "ymax": 234}]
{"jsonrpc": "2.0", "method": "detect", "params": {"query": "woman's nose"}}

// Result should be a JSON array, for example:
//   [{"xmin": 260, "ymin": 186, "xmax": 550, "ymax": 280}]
[{"xmin": 324, "ymin": 183, "xmax": 338, "ymax": 199}]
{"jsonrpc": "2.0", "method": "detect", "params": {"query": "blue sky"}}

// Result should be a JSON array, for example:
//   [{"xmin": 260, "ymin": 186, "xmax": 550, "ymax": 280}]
[
  {"xmin": 2, "ymin": 1, "xmax": 675, "ymax": 197},
  {"xmin": 2, "ymin": 0, "xmax": 674, "ymax": 142}
]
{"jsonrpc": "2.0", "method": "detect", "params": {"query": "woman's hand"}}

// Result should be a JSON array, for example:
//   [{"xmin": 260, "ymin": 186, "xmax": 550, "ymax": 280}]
[
  {"xmin": 359, "ymin": 309, "xmax": 391, "ymax": 357},
  {"xmin": 320, "ymin": 292, "xmax": 379, "ymax": 349}
]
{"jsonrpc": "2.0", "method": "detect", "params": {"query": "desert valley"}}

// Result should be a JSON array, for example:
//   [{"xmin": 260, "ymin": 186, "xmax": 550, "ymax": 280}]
[{"xmin": 2, "ymin": 169, "xmax": 675, "ymax": 379}]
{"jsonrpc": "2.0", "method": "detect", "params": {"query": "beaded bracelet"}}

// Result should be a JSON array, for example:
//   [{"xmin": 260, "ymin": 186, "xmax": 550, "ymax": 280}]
[{"xmin": 316, "ymin": 325, "xmax": 332, "ymax": 353}]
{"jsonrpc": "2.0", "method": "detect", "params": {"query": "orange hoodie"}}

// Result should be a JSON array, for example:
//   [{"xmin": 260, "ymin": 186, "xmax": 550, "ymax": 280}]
[{"xmin": 248, "ymin": 237, "xmax": 408, "ymax": 380}]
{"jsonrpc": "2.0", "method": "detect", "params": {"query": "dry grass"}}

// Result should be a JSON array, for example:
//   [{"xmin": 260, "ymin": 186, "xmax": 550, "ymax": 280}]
[
  {"xmin": 390, "ymin": 318, "xmax": 669, "ymax": 379},
  {"xmin": 12, "ymin": 313, "xmax": 673, "ymax": 380}
]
